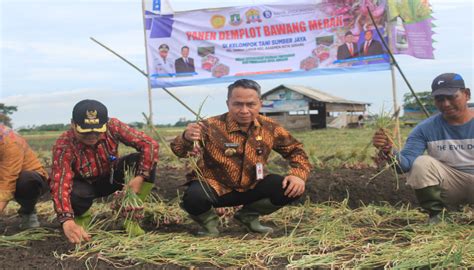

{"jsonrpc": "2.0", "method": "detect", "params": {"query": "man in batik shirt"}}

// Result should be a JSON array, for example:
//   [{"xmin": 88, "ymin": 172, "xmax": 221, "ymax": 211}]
[{"xmin": 171, "ymin": 79, "xmax": 311, "ymax": 236}]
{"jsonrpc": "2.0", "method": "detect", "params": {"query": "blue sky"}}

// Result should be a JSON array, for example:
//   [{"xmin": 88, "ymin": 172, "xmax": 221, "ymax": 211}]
[{"xmin": 1, "ymin": 0, "xmax": 472, "ymax": 128}]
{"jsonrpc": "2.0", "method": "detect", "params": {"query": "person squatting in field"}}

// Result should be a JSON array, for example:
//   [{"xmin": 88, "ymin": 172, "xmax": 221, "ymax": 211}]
[
  {"xmin": 50, "ymin": 99, "xmax": 159, "ymax": 244},
  {"xmin": 170, "ymin": 79, "xmax": 312, "ymax": 236},
  {"xmin": 373, "ymin": 73, "xmax": 474, "ymax": 224},
  {"xmin": 0, "ymin": 124, "xmax": 49, "ymax": 229}
]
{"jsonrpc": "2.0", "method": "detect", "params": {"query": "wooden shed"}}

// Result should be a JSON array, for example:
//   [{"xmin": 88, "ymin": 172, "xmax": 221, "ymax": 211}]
[{"xmin": 261, "ymin": 84, "xmax": 369, "ymax": 130}]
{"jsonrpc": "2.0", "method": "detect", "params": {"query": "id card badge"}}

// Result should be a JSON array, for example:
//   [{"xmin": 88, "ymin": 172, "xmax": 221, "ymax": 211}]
[{"xmin": 256, "ymin": 162, "xmax": 264, "ymax": 180}]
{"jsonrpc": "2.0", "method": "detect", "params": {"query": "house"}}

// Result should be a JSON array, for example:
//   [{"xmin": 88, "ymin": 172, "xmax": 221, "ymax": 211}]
[{"xmin": 260, "ymin": 84, "xmax": 370, "ymax": 130}]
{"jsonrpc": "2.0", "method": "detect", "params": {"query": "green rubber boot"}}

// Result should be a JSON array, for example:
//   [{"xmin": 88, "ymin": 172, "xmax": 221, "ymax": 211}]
[
  {"xmin": 189, "ymin": 209, "xmax": 220, "ymax": 237},
  {"xmin": 74, "ymin": 210, "xmax": 92, "ymax": 230},
  {"xmin": 137, "ymin": 181, "xmax": 154, "ymax": 202},
  {"xmin": 234, "ymin": 198, "xmax": 281, "ymax": 234},
  {"xmin": 414, "ymin": 185, "xmax": 447, "ymax": 224},
  {"xmin": 123, "ymin": 182, "xmax": 154, "ymax": 236}
]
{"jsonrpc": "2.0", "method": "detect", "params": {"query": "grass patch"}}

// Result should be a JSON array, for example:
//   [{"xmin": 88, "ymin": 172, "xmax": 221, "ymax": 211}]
[{"xmin": 46, "ymin": 200, "xmax": 473, "ymax": 268}]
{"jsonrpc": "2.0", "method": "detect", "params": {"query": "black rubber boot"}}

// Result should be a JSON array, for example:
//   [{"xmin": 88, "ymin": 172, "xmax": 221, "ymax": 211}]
[
  {"xmin": 17, "ymin": 199, "xmax": 40, "ymax": 229},
  {"xmin": 19, "ymin": 211, "xmax": 40, "ymax": 229},
  {"xmin": 234, "ymin": 198, "xmax": 281, "ymax": 234}
]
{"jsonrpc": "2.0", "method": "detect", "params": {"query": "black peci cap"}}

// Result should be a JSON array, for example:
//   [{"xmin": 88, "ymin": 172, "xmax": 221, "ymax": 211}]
[{"xmin": 72, "ymin": 99, "xmax": 108, "ymax": 133}]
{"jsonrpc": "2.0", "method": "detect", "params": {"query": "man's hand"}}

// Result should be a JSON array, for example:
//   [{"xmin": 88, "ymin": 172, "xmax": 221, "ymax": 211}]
[
  {"xmin": 282, "ymin": 175, "xmax": 305, "ymax": 198},
  {"xmin": 62, "ymin": 220, "xmax": 91, "ymax": 244},
  {"xmin": 0, "ymin": 201, "xmax": 9, "ymax": 215},
  {"xmin": 128, "ymin": 175, "xmax": 145, "ymax": 194},
  {"xmin": 183, "ymin": 122, "xmax": 204, "ymax": 142},
  {"xmin": 372, "ymin": 129, "xmax": 391, "ymax": 150}
]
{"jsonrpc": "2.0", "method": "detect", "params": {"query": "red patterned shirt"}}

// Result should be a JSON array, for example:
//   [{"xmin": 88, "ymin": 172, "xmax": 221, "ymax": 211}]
[{"xmin": 50, "ymin": 118, "xmax": 159, "ymax": 223}]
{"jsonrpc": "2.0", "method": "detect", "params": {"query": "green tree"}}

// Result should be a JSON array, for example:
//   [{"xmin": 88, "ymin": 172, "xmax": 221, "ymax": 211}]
[
  {"xmin": 0, "ymin": 103, "xmax": 18, "ymax": 127},
  {"xmin": 402, "ymin": 91, "xmax": 437, "ymax": 112},
  {"xmin": 174, "ymin": 118, "xmax": 192, "ymax": 127},
  {"xmin": 128, "ymin": 121, "xmax": 145, "ymax": 129}
]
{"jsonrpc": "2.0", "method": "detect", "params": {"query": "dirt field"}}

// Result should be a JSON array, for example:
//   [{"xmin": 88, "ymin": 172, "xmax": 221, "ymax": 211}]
[{"xmin": 0, "ymin": 164, "xmax": 420, "ymax": 269}]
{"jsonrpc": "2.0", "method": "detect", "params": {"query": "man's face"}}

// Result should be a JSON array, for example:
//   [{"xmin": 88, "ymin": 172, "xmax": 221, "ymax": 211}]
[
  {"xmin": 72, "ymin": 123, "xmax": 102, "ymax": 146},
  {"xmin": 345, "ymin": 34, "xmax": 353, "ymax": 43},
  {"xmin": 226, "ymin": 87, "xmax": 262, "ymax": 127},
  {"xmin": 434, "ymin": 90, "xmax": 471, "ymax": 120},
  {"xmin": 181, "ymin": 48, "xmax": 189, "ymax": 58},
  {"xmin": 159, "ymin": 50, "xmax": 168, "ymax": 58},
  {"xmin": 365, "ymin": 31, "xmax": 373, "ymax": 41}
]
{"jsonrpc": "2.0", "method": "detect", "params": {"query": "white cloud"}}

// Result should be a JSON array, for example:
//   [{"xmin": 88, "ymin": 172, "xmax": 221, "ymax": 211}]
[
  {"xmin": 91, "ymin": 30, "xmax": 146, "ymax": 57},
  {"xmin": 431, "ymin": 0, "xmax": 472, "ymax": 10},
  {"xmin": 4, "ymin": 86, "xmax": 228, "ymax": 128},
  {"xmin": 2, "ymin": 34, "xmax": 145, "ymax": 65},
  {"xmin": 24, "ymin": 67, "xmax": 118, "ymax": 81},
  {"xmin": 1, "ymin": 41, "xmax": 28, "ymax": 53},
  {"xmin": 396, "ymin": 57, "xmax": 472, "ymax": 70},
  {"xmin": 30, "ymin": 41, "xmax": 140, "ymax": 62},
  {"xmin": 3, "ymin": 88, "xmax": 119, "ymax": 108},
  {"xmin": 168, "ymin": 84, "xmax": 227, "ymax": 96},
  {"xmin": 1, "ymin": 41, "xmax": 113, "ymax": 62}
]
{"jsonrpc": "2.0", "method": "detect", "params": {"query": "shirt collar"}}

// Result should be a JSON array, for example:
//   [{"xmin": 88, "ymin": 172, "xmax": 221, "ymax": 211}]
[{"xmin": 225, "ymin": 113, "xmax": 261, "ymax": 133}]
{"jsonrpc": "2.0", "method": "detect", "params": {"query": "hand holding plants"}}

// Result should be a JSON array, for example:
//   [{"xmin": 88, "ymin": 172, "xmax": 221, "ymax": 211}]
[{"xmin": 62, "ymin": 220, "xmax": 91, "ymax": 244}]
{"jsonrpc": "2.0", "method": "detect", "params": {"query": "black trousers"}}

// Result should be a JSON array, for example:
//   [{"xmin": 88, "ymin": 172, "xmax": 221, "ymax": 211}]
[
  {"xmin": 14, "ymin": 171, "xmax": 49, "ymax": 215},
  {"xmin": 182, "ymin": 174, "xmax": 301, "ymax": 215},
  {"xmin": 70, "ymin": 153, "xmax": 156, "ymax": 216}
]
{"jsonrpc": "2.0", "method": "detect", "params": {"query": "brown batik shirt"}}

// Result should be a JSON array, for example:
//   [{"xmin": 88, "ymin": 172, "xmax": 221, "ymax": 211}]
[{"xmin": 170, "ymin": 113, "xmax": 311, "ymax": 196}]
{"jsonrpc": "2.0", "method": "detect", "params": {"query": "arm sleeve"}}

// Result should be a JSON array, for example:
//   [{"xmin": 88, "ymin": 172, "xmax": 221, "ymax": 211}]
[
  {"xmin": 50, "ymin": 145, "xmax": 75, "ymax": 223},
  {"xmin": 109, "ymin": 118, "xmax": 159, "ymax": 179},
  {"xmin": 0, "ymin": 141, "xmax": 24, "ymax": 202},
  {"xmin": 396, "ymin": 125, "xmax": 427, "ymax": 173},
  {"xmin": 272, "ymin": 125, "xmax": 312, "ymax": 181},
  {"xmin": 170, "ymin": 132, "xmax": 194, "ymax": 158}
]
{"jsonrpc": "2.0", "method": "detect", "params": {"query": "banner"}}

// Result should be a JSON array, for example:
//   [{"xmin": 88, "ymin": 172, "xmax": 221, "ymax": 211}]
[
  {"xmin": 387, "ymin": 0, "xmax": 434, "ymax": 59},
  {"xmin": 143, "ymin": 0, "xmax": 430, "ymax": 88}
]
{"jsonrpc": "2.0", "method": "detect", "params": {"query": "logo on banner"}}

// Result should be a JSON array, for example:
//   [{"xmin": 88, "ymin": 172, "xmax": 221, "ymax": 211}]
[
  {"xmin": 211, "ymin": 15, "xmax": 226, "ymax": 29},
  {"xmin": 152, "ymin": 0, "xmax": 161, "ymax": 11},
  {"xmin": 245, "ymin": 8, "xmax": 262, "ymax": 24},
  {"xmin": 263, "ymin": 10, "xmax": 272, "ymax": 19},
  {"xmin": 229, "ymin": 13, "xmax": 242, "ymax": 26}
]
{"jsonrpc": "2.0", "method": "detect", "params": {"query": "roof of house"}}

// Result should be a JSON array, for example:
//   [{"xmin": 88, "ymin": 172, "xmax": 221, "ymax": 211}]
[{"xmin": 262, "ymin": 84, "xmax": 370, "ymax": 105}]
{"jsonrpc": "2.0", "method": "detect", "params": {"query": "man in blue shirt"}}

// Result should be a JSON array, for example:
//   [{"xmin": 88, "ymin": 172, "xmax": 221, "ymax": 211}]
[{"xmin": 373, "ymin": 73, "xmax": 473, "ymax": 223}]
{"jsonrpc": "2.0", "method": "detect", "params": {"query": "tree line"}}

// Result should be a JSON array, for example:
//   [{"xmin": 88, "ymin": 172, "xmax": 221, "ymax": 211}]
[{"xmin": 0, "ymin": 103, "xmax": 194, "ymax": 131}]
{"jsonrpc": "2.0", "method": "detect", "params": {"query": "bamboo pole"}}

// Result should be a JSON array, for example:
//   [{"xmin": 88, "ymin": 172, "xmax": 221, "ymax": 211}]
[
  {"xmin": 89, "ymin": 37, "xmax": 202, "ymax": 121},
  {"xmin": 387, "ymin": 22, "xmax": 402, "ymax": 148},
  {"xmin": 141, "ymin": 0, "xmax": 154, "ymax": 126}
]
